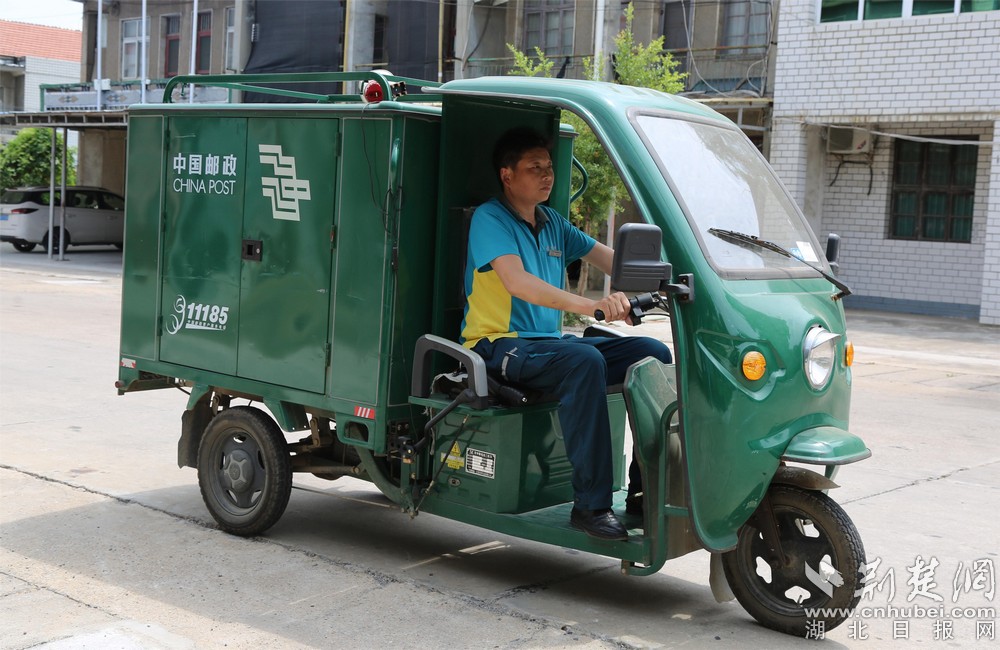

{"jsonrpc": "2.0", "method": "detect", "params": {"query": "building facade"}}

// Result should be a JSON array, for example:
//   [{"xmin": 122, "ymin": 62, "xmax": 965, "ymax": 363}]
[
  {"xmin": 770, "ymin": 0, "xmax": 1000, "ymax": 324},
  {"xmin": 0, "ymin": 21, "xmax": 81, "ymax": 144},
  {"xmin": 17, "ymin": 1, "xmax": 998, "ymax": 323},
  {"xmin": 454, "ymin": 0, "xmax": 777, "ymax": 143},
  {"xmin": 77, "ymin": 0, "xmax": 240, "ymax": 85}
]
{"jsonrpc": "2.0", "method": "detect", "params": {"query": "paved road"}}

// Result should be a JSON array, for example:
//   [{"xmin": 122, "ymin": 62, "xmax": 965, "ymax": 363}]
[{"xmin": 1, "ymin": 243, "xmax": 998, "ymax": 649}]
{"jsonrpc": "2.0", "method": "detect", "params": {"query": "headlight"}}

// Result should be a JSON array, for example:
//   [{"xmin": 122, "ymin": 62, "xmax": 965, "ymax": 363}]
[{"xmin": 803, "ymin": 326, "xmax": 841, "ymax": 389}]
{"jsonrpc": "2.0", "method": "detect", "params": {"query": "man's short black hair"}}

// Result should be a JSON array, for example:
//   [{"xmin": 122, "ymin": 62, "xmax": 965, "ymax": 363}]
[{"xmin": 492, "ymin": 127, "xmax": 550, "ymax": 183}]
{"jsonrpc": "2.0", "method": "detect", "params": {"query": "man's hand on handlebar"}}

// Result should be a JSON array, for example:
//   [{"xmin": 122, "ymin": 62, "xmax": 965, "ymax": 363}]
[
  {"xmin": 593, "ymin": 292, "xmax": 665, "ymax": 325},
  {"xmin": 592, "ymin": 292, "xmax": 633, "ymax": 324}
]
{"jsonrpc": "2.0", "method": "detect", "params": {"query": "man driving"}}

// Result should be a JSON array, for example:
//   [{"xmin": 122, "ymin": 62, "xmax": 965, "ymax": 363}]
[{"xmin": 460, "ymin": 127, "xmax": 672, "ymax": 540}]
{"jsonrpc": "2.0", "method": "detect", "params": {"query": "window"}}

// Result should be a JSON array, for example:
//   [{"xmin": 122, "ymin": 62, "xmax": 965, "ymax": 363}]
[
  {"xmin": 196, "ymin": 11, "xmax": 212, "ymax": 74},
  {"xmin": 662, "ymin": 0, "xmax": 693, "ymax": 52},
  {"xmin": 225, "ymin": 7, "xmax": 236, "ymax": 70},
  {"xmin": 890, "ymin": 139, "xmax": 977, "ymax": 243},
  {"xmin": 524, "ymin": 0, "xmax": 574, "ymax": 57},
  {"xmin": 864, "ymin": 0, "xmax": 902, "ymax": 19},
  {"xmin": 120, "ymin": 18, "xmax": 148, "ymax": 79},
  {"xmin": 821, "ymin": 0, "xmax": 999, "ymax": 22},
  {"xmin": 721, "ymin": 0, "xmax": 770, "ymax": 57},
  {"xmin": 373, "ymin": 14, "xmax": 388, "ymax": 64},
  {"xmin": 634, "ymin": 114, "xmax": 828, "ymax": 277},
  {"xmin": 164, "ymin": 15, "xmax": 181, "ymax": 77}
]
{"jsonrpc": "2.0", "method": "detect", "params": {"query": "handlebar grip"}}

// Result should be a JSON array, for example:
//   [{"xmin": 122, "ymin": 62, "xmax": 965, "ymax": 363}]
[
  {"xmin": 486, "ymin": 375, "xmax": 529, "ymax": 406},
  {"xmin": 594, "ymin": 309, "xmax": 605, "ymax": 322}
]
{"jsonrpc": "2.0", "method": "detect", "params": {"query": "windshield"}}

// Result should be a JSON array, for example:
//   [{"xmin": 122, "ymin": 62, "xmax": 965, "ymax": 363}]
[{"xmin": 633, "ymin": 113, "xmax": 828, "ymax": 277}]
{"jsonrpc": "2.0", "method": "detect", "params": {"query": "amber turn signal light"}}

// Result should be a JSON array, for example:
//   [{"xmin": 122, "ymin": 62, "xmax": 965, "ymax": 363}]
[
  {"xmin": 742, "ymin": 351, "xmax": 766, "ymax": 381},
  {"xmin": 845, "ymin": 341, "xmax": 854, "ymax": 367}
]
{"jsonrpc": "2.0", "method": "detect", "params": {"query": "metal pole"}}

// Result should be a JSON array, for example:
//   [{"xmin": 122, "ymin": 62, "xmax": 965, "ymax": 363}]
[
  {"xmin": 58, "ymin": 128, "xmax": 68, "ymax": 261},
  {"xmin": 96, "ymin": 0, "xmax": 103, "ymax": 110},
  {"xmin": 141, "ymin": 0, "xmax": 148, "ymax": 103},
  {"xmin": 593, "ymin": 0, "xmax": 606, "ymax": 81},
  {"xmin": 47, "ymin": 129, "xmax": 56, "ymax": 260},
  {"xmin": 437, "ymin": 0, "xmax": 444, "ymax": 83},
  {"xmin": 342, "ymin": 0, "xmax": 352, "ymax": 94},
  {"xmin": 604, "ymin": 202, "xmax": 614, "ymax": 296},
  {"xmin": 189, "ymin": 0, "xmax": 200, "ymax": 103}
]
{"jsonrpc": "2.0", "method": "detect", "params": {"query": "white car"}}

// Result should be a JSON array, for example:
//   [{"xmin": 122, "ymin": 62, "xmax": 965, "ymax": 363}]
[{"xmin": 0, "ymin": 186, "xmax": 125, "ymax": 253}]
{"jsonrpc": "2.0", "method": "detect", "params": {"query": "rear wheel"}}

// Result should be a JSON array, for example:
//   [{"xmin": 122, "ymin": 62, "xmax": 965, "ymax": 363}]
[
  {"xmin": 722, "ymin": 485, "xmax": 865, "ymax": 637},
  {"xmin": 12, "ymin": 240, "xmax": 36, "ymax": 252},
  {"xmin": 197, "ymin": 406, "xmax": 292, "ymax": 536}
]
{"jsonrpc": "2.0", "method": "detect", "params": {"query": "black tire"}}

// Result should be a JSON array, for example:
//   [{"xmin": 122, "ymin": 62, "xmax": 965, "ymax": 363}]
[
  {"xmin": 42, "ymin": 229, "xmax": 69, "ymax": 254},
  {"xmin": 722, "ymin": 485, "xmax": 865, "ymax": 637},
  {"xmin": 12, "ymin": 240, "xmax": 36, "ymax": 252},
  {"xmin": 197, "ymin": 406, "xmax": 292, "ymax": 536}
]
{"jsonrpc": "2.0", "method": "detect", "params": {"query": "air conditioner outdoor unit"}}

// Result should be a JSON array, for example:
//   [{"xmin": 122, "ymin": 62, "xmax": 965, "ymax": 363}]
[{"xmin": 827, "ymin": 126, "xmax": 871, "ymax": 155}]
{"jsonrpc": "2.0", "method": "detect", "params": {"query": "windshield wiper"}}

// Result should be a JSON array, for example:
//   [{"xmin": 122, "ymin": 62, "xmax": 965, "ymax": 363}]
[{"xmin": 708, "ymin": 228, "xmax": 852, "ymax": 301}]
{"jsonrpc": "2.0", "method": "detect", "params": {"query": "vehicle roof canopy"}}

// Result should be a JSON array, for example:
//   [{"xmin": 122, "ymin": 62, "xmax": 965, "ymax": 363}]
[{"xmin": 436, "ymin": 76, "xmax": 726, "ymax": 125}]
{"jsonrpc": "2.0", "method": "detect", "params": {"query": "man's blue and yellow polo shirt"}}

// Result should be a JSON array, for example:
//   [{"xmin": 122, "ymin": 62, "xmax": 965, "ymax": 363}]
[{"xmin": 460, "ymin": 197, "xmax": 596, "ymax": 349}]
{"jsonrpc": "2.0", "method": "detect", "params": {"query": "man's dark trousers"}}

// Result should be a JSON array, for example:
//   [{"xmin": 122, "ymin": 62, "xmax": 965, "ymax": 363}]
[{"xmin": 472, "ymin": 334, "xmax": 672, "ymax": 511}]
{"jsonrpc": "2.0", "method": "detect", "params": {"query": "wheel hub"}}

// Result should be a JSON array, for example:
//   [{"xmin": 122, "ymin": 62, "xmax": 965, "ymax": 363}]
[{"xmin": 221, "ymin": 449, "xmax": 255, "ymax": 492}]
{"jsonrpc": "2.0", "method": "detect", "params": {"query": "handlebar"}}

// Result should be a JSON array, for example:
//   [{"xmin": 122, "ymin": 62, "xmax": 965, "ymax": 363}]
[{"xmin": 593, "ymin": 292, "xmax": 663, "ymax": 325}]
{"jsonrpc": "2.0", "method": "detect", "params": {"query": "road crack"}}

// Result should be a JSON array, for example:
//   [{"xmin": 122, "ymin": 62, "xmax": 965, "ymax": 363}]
[{"xmin": 843, "ymin": 458, "xmax": 1000, "ymax": 505}]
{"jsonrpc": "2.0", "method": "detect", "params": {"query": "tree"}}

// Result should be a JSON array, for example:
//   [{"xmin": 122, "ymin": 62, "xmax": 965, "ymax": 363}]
[
  {"xmin": 507, "ymin": 44, "xmax": 623, "ymax": 299},
  {"xmin": 609, "ymin": 3, "xmax": 686, "ymax": 94},
  {"xmin": 506, "ymin": 3, "xmax": 685, "ymax": 297},
  {"xmin": 0, "ymin": 128, "xmax": 76, "ymax": 193}
]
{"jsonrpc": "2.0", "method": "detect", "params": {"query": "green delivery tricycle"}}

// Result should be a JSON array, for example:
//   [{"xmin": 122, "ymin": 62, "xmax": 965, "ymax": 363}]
[{"xmin": 117, "ymin": 71, "xmax": 871, "ymax": 636}]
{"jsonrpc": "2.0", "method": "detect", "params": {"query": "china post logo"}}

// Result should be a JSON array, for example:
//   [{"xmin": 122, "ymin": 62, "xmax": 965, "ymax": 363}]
[{"xmin": 258, "ymin": 144, "xmax": 312, "ymax": 221}]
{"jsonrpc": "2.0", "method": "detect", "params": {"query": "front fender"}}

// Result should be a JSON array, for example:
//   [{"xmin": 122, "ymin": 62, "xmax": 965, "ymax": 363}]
[{"xmin": 781, "ymin": 426, "xmax": 871, "ymax": 465}]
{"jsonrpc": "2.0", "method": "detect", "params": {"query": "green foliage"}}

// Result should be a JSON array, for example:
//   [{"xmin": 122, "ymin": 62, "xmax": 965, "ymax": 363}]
[
  {"xmin": 0, "ymin": 128, "xmax": 76, "ymax": 192},
  {"xmin": 563, "ymin": 311, "xmax": 589, "ymax": 329},
  {"xmin": 506, "ymin": 45, "xmax": 555, "ymax": 79},
  {"xmin": 505, "ymin": 45, "xmax": 623, "ymax": 235},
  {"xmin": 610, "ymin": 3, "xmax": 686, "ymax": 94}
]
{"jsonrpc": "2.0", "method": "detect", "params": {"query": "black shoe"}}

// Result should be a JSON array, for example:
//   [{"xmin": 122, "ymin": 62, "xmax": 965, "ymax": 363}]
[
  {"xmin": 625, "ymin": 492, "xmax": 643, "ymax": 516},
  {"xmin": 570, "ymin": 507, "xmax": 628, "ymax": 541}
]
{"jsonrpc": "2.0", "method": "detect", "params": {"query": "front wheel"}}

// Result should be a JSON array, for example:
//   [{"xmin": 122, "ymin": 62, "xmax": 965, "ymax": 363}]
[
  {"xmin": 722, "ymin": 485, "xmax": 865, "ymax": 637},
  {"xmin": 197, "ymin": 406, "xmax": 292, "ymax": 536},
  {"xmin": 12, "ymin": 240, "xmax": 36, "ymax": 252}
]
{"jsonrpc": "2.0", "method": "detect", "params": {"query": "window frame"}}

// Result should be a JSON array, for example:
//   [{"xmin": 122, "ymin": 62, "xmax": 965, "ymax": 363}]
[
  {"xmin": 720, "ymin": 0, "xmax": 771, "ymax": 58},
  {"xmin": 163, "ymin": 14, "xmax": 182, "ymax": 78},
  {"xmin": 224, "ymin": 7, "xmax": 236, "ymax": 71},
  {"xmin": 195, "ymin": 10, "xmax": 212, "ymax": 75},
  {"xmin": 120, "ymin": 18, "xmax": 148, "ymax": 79},
  {"xmin": 373, "ymin": 13, "xmax": 388, "ymax": 64},
  {"xmin": 524, "ymin": 0, "xmax": 575, "ymax": 57},
  {"xmin": 888, "ymin": 137, "xmax": 977, "ymax": 244},
  {"xmin": 819, "ymin": 0, "xmax": 997, "ymax": 22}
]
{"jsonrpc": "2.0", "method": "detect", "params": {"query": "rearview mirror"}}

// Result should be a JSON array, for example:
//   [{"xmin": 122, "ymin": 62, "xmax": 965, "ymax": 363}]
[{"xmin": 611, "ymin": 223, "xmax": 672, "ymax": 293}]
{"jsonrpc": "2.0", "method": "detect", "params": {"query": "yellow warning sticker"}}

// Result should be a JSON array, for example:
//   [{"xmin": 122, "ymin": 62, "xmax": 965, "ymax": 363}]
[{"xmin": 445, "ymin": 441, "xmax": 464, "ymax": 469}]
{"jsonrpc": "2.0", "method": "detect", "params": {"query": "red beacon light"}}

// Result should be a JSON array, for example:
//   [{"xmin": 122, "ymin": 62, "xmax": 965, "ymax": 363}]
[{"xmin": 361, "ymin": 70, "xmax": 405, "ymax": 104}]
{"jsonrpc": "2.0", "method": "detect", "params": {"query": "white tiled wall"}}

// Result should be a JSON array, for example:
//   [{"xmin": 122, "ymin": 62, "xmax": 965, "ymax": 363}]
[
  {"xmin": 22, "ymin": 56, "xmax": 79, "ymax": 112},
  {"xmin": 770, "ymin": 0, "xmax": 1000, "ymax": 322}
]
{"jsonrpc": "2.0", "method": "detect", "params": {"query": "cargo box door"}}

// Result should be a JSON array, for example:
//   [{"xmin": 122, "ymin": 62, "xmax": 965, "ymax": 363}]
[
  {"xmin": 236, "ymin": 118, "xmax": 338, "ymax": 393},
  {"xmin": 159, "ymin": 117, "xmax": 247, "ymax": 375}
]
